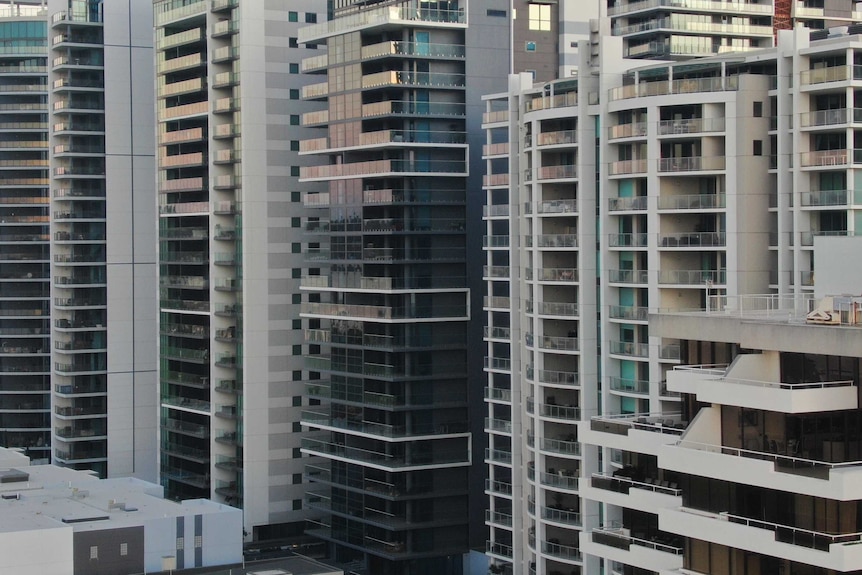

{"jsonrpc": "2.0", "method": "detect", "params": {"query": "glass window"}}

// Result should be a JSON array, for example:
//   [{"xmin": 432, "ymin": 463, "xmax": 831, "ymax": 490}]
[{"xmin": 528, "ymin": 3, "xmax": 551, "ymax": 31}]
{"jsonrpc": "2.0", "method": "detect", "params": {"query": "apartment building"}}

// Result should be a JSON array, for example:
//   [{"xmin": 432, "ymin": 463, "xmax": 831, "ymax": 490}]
[
  {"xmin": 295, "ymin": 0, "xmax": 517, "ymax": 573},
  {"xmin": 0, "ymin": 1, "xmax": 51, "ymax": 466},
  {"xmin": 483, "ymin": 26, "xmax": 862, "ymax": 575},
  {"xmin": 0, "ymin": 0, "xmax": 156, "ymax": 479},
  {"xmin": 602, "ymin": 0, "xmax": 862, "ymax": 60},
  {"xmin": 48, "ymin": 0, "xmax": 156, "ymax": 481},
  {"xmin": 643, "ymin": 291, "xmax": 862, "ymax": 575},
  {"xmin": 153, "ymin": 0, "xmax": 329, "ymax": 544}
]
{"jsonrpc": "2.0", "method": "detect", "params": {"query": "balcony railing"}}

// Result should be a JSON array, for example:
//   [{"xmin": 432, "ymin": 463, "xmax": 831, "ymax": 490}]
[
  {"xmin": 608, "ymin": 159, "xmax": 647, "ymax": 175},
  {"xmin": 299, "ymin": 5, "xmax": 465, "ymax": 44},
  {"xmin": 799, "ymin": 65, "xmax": 862, "ymax": 86},
  {"xmin": 608, "ymin": 269, "xmax": 649, "ymax": 284},
  {"xmin": 659, "ymin": 231, "xmax": 726, "ymax": 247},
  {"xmin": 592, "ymin": 473, "xmax": 682, "ymax": 496},
  {"xmin": 608, "ymin": 196, "xmax": 648, "ymax": 211},
  {"xmin": 609, "ymin": 75, "xmax": 739, "ymax": 101},
  {"xmin": 657, "ymin": 193, "xmax": 725, "ymax": 210},
  {"xmin": 658, "ymin": 156, "xmax": 726, "ymax": 172},
  {"xmin": 658, "ymin": 269, "xmax": 725, "ymax": 285},
  {"xmin": 657, "ymin": 116, "xmax": 725, "ymax": 135}
]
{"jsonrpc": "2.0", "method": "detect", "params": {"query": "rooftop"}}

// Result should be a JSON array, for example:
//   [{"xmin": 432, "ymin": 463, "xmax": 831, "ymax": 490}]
[{"xmin": 0, "ymin": 448, "xmax": 237, "ymax": 534}]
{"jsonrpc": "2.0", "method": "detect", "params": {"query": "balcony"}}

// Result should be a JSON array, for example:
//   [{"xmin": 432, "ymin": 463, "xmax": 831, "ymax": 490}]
[
  {"xmin": 526, "ymin": 333, "xmax": 579, "ymax": 353},
  {"xmin": 657, "ymin": 269, "xmax": 725, "ymax": 285},
  {"xmin": 608, "ymin": 196, "xmax": 648, "ymax": 211},
  {"xmin": 657, "ymin": 193, "xmax": 725, "ymax": 210},
  {"xmin": 608, "ymin": 269, "xmax": 649, "ymax": 285},
  {"xmin": 526, "ymin": 365, "xmax": 579, "ymax": 388},
  {"xmin": 526, "ymin": 267, "xmax": 578, "ymax": 283},
  {"xmin": 658, "ymin": 231, "xmax": 725, "ymax": 248},
  {"xmin": 583, "ymin": 413, "xmax": 685, "ymax": 456},
  {"xmin": 299, "ymin": 5, "xmax": 466, "ymax": 44},
  {"xmin": 609, "ymin": 340, "xmax": 649, "ymax": 358},
  {"xmin": 581, "ymin": 527, "xmax": 683, "ymax": 573},
  {"xmin": 668, "ymin": 363, "xmax": 857, "ymax": 413},
  {"xmin": 608, "ymin": 305, "xmax": 649, "ymax": 322},
  {"xmin": 608, "ymin": 76, "xmax": 739, "ymax": 101},
  {"xmin": 660, "ymin": 432, "xmax": 862, "ymax": 500},
  {"xmin": 799, "ymin": 108, "xmax": 862, "ymax": 128},
  {"xmin": 608, "ymin": 122, "xmax": 647, "ymax": 140},
  {"xmin": 609, "ymin": 233, "xmax": 648, "ymax": 248},
  {"xmin": 301, "ymin": 437, "xmax": 470, "ymax": 471},
  {"xmin": 608, "ymin": 376, "xmax": 650, "ymax": 395},
  {"xmin": 658, "ymin": 156, "xmax": 726, "ymax": 173},
  {"xmin": 799, "ymin": 149, "xmax": 862, "ymax": 168},
  {"xmin": 301, "ymin": 158, "xmax": 466, "ymax": 180},
  {"xmin": 608, "ymin": 159, "xmax": 647, "ymax": 176},
  {"xmin": 799, "ymin": 65, "xmax": 862, "ymax": 86},
  {"xmin": 585, "ymin": 473, "xmax": 681, "ymax": 515},
  {"xmin": 800, "ymin": 189, "xmax": 860, "ymax": 207},
  {"xmin": 657, "ymin": 117, "xmax": 725, "ymax": 136},
  {"xmin": 541, "ymin": 540, "xmax": 582, "ymax": 563},
  {"xmin": 361, "ymin": 70, "xmax": 465, "ymax": 89},
  {"xmin": 657, "ymin": 506, "xmax": 862, "ymax": 572}
]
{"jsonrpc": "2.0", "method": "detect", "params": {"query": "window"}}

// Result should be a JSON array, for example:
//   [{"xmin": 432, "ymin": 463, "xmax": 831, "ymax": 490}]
[
  {"xmin": 290, "ymin": 115, "xmax": 299, "ymax": 125},
  {"xmin": 305, "ymin": 13, "xmax": 317, "ymax": 23},
  {"xmin": 288, "ymin": 11, "xmax": 298, "ymax": 22},
  {"xmin": 120, "ymin": 543, "xmax": 128, "ymax": 556},
  {"xmin": 90, "ymin": 546, "xmax": 98, "ymax": 560},
  {"xmin": 289, "ymin": 89, "xmax": 299, "ymax": 100},
  {"xmin": 292, "ymin": 293, "xmax": 301, "ymax": 304},
  {"xmin": 290, "ymin": 166, "xmax": 300, "ymax": 177},
  {"xmin": 292, "ymin": 319, "xmax": 301, "ymax": 329},
  {"xmin": 291, "ymin": 216, "xmax": 300, "ymax": 227},
  {"xmin": 289, "ymin": 37, "xmax": 298, "ymax": 48},
  {"xmin": 195, "ymin": 536, "xmax": 202, "ymax": 548},
  {"xmin": 292, "ymin": 344, "xmax": 302, "ymax": 355},
  {"xmin": 528, "ymin": 3, "xmax": 551, "ymax": 31},
  {"xmin": 293, "ymin": 499, "xmax": 302, "ymax": 511},
  {"xmin": 293, "ymin": 422, "xmax": 302, "ymax": 432},
  {"xmin": 289, "ymin": 63, "xmax": 299, "ymax": 74},
  {"xmin": 290, "ymin": 139, "xmax": 300, "ymax": 150},
  {"xmin": 753, "ymin": 101, "xmax": 763, "ymax": 117},
  {"xmin": 293, "ymin": 370, "xmax": 302, "ymax": 381},
  {"xmin": 292, "ymin": 396, "xmax": 302, "ymax": 407},
  {"xmin": 487, "ymin": 9, "xmax": 506, "ymax": 16},
  {"xmin": 292, "ymin": 268, "xmax": 301, "ymax": 279},
  {"xmin": 293, "ymin": 473, "xmax": 302, "ymax": 484},
  {"xmin": 177, "ymin": 537, "xmax": 184, "ymax": 550},
  {"xmin": 291, "ymin": 242, "xmax": 301, "ymax": 253},
  {"xmin": 292, "ymin": 447, "xmax": 302, "ymax": 458},
  {"xmin": 525, "ymin": 41, "xmax": 537, "ymax": 52},
  {"xmin": 753, "ymin": 140, "xmax": 763, "ymax": 156},
  {"xmin": 291, "ymin": 191, "xmax": 300, "ymax": 202}
]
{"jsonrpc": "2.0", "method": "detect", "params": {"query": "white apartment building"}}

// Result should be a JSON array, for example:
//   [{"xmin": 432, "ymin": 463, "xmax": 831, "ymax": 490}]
[
  {"xmin": 602, "ymin": 0, "xmax": 862, "ymax": 60},
  {"xmin": 484, "ymin": 26, "xmax": 862, "ymax": 575},
  {"xmin": 48, "ymin": 0, "xmax": 157, "ymax": 481},
  {"xmin": 153, "ymin": 0, "xmax": 327, "ymax": 544},
  {"xmin": 0, "ymin": 0, "xmax": 157, "ymax": 480}
]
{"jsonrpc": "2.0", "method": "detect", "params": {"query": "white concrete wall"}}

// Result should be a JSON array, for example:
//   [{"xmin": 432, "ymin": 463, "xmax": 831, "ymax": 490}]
[
  {"xmin": 0, "ymin": 524, "xmax": 73, "ymax": 575},
  {"xmin": 814, "ymin": 236, "xmax": 862, "ymax": 298}
]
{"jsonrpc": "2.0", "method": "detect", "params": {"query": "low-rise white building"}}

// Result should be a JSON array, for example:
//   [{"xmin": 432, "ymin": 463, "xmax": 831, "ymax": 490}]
[{"xmin": 0, "ymin": 448, "xmax": 241, "ymax": 575}]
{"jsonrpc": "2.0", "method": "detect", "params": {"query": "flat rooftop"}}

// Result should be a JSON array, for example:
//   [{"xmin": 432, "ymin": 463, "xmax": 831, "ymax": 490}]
[{"xmin": 0, "ymin": 450, "xmax": 235, "ymax": 534}]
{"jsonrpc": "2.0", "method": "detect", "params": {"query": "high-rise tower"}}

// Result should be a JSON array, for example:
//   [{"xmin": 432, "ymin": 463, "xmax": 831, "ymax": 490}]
[
  {"xmin": 48, "ymin": 0, "xmax": 157, "ymax": 480},
  {"xmin": 154, "ymin": 0, "xmax": 329, "ymax": 544}
]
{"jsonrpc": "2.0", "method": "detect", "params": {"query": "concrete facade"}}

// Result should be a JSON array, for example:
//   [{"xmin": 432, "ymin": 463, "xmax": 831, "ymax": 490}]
[
  {"xmin": 0, "ymin": 447, "xmax": 242, "ymax": 575},
  {"xmin": 153, "ymin": 0, "xmax": 328, "ymax": 543},
  {"xmin": 482, "ymin": 26, "xmax": 862, "ymax": 575}
]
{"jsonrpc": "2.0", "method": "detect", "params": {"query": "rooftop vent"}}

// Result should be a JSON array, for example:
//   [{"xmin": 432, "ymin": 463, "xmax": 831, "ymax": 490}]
[{"xmin": 0, "ymin": 469, "xmax": 29, "ymax": 484}]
